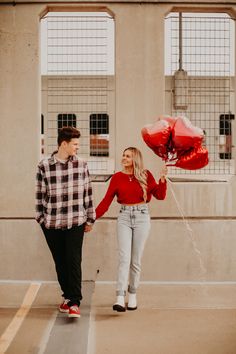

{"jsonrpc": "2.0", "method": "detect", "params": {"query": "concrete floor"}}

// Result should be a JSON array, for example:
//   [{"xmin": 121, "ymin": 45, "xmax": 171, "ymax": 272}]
[
  {"xmin": 1, "ymin": 281, "xmax": 236, "ymax": 354},
  {"xmin": 0, "ymin": 281, "xmax": 94, "ymax": 354},
  {"xmin": 91, "ymin": 283, "xmax": 236, "ymax": 354}
]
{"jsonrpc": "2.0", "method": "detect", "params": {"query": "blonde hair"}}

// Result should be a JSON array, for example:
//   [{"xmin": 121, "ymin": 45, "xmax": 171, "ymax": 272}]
[{"xmin": 124, "ymin": 147, "xmax": 148, "ymax": 202}]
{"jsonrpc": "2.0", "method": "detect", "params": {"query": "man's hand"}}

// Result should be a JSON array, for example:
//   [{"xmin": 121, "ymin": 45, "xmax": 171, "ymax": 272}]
[{"xmin": 84, "ymin": 223, "xmax": 93, "ymax": 233}]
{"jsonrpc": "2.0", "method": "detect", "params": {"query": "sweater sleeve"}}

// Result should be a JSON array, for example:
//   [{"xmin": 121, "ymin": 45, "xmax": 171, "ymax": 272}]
[
  {"xmin": 147, "ymin": 170, "xmax": 167, "ymax": 200},
  {"xmin": 95, "ymin": 175, "xmax": 117, "ymax": 219}
]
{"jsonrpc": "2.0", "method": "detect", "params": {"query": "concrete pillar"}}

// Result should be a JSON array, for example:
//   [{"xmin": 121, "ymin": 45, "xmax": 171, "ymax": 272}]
[{"xmin": 0, "ymin": 5, "xmax": 41, "ymax": 217}]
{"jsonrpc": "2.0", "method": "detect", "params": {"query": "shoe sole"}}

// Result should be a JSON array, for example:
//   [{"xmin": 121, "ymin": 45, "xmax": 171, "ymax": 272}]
[
  {"xmin": 59, "ymin": 308, "xmax": 69, "ymax": 313},
  {"xmin": 113, "ymin": 304, "xmax": 126, "ymax": 312},
  {"xmin": 127, "ymin": 306, "xmax": 138, "ymax": 311},
  {"xmin": 68, "ymin": 313, "xmax": 81, "ymax": 318}
]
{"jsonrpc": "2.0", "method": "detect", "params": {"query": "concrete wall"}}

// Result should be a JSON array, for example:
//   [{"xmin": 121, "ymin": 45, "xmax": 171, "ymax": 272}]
[
  {"xmin": 1, "ymin": 219, "xmax": 236, "ymax": 282},
  {"xmin": 1, "ymin": 1, "xmax": 236, "ymax": 281},
  {"xmin": 0, "ymin": 4, "xmax": 41, "ymax": 217}
]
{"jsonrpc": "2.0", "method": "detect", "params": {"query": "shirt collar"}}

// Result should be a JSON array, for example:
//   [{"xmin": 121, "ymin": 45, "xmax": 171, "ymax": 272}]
[{"xmin": 49, "ymin": 151, "xmax": 76, "ymax": 165}]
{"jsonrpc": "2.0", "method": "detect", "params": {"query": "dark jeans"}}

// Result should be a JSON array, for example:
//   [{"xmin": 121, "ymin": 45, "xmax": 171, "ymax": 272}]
[{"xmin": 41, "ymin": 223, "xmax": 85, "ymax": 307}]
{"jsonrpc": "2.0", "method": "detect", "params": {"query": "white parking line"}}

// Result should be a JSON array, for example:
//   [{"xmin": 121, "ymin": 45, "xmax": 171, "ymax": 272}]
[
  {"xmin": 37, "ymin": 310, "xmax": 58, "ymax": 354},
  {"xmin": 0, "ymin": 282, "xmax": 41, "ymax": 354}
]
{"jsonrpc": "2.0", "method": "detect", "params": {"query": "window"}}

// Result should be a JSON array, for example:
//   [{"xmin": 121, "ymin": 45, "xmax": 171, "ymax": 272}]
[
  {"xmin": 41, "ymin": 114, "xmax": 45, "ymax": 156},
  {"xmin": 57, "ymin": 113, "xmax": 76, "ymax": 132},
  {"xmin": 41, "ymin": 11, "xmax": 115, "ymax": 175},
  {"xmin": 165, "ymin": 12, "xmax": 235, "ymax": 176},
  {"xmin": 219, "ymin": 114, "xmax": 234, "ymax": 160},
  {"xmin": 90, "ymin": 113, "xmax": 109, "ymax": 156}
]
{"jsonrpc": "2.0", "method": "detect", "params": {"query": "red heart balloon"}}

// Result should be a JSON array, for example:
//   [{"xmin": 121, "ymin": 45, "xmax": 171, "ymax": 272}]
[
  {"xmin": 172, "ymin": 116, "xmax": 204, "ymax": 150},
  {"xmin": 142, "ymin": 116, "xmax": 208, "ymax": 168},
  {"xmin": 160, "ymin": 115, "xmax": 177, "ymax": 128},
  {"xmin": 175, "ymin": 146, "xmax": 209, "ymax": 170},
  {"xmin": 141, "ymin": 119, "xmax": 172, "ymax": 159}
]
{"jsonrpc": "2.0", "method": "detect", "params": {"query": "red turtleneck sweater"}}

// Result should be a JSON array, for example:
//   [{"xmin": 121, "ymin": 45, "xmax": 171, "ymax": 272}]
[{"xmin": 95, "ymin": 170, "xmax": 167, "ymax": 219}]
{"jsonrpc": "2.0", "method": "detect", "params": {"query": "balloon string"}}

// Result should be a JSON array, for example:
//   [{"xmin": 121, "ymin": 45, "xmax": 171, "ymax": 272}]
[{"xmin": 166, "ymin": 177, "xmax": 207, "ymax": 279}]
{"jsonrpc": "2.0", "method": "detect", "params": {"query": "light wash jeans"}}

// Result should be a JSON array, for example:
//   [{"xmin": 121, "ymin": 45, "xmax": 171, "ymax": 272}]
[{"xmin": 116, "ymin": 204, "xmax": 151, "ymax": 296}]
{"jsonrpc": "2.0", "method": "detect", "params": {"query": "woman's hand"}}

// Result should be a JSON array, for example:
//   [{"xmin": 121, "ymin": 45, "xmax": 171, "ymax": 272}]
[
  {"xmin": 160, "ymin": 164, "xmax": 168, "ymax": 182},
  {"xmin": 84, "ymin": 223, "xmax": 93, "ymax": 233}
]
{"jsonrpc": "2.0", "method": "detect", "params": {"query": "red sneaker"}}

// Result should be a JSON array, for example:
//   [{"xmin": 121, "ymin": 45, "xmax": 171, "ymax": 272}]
[
  {"xmin": 59, "ymin": 299, "xmax": 70, "ymax": 313},
  {"xmin": 68, "ymin": 305, "xmax": 81, "ymax": 318}
]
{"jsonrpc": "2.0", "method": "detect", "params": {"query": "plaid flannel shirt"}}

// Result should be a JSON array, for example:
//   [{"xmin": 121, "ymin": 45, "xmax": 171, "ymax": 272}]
[{"xmin": 35, "ymin": 152, "xmax": 96, "ymax": 229}]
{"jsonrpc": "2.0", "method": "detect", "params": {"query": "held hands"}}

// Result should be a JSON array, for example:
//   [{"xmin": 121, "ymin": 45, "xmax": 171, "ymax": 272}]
[
  {"xmin": 84, "ymin": 223, "xmax": 93, "ymax": 233},
  {"xmin": 160, "ymin": 164, "xmax": 168, "ymax": 182}
]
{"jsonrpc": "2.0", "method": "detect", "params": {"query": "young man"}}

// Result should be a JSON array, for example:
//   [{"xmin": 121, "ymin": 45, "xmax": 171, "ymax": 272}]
[{"xmin": 35, "ymin": 127, "xmax": 95, "ymax": 318}]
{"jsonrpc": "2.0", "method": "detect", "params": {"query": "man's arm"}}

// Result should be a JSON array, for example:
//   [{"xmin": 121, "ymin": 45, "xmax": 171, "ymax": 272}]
[
  {"xmin": 83, "ymin": 163, "xmax": 96, "ymax": 231},
  {"xmin": 35, "ymin": 165, "xmax": 46, "ymax": 224}
]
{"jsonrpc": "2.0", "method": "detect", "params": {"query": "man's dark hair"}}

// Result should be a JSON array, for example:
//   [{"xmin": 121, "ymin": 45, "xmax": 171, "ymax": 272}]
[{"xmin": 57, "ymin": 126, "xmax": 81, "ymax": 146}]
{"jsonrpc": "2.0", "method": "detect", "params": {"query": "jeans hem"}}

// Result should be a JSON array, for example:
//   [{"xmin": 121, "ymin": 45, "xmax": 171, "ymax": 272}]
[
  {"xmin": 116, "ymin": 290, "xmax": 126, "ymax": 296},
  {"xmin": 128, "ymin": 286, "xmax": 136, "ymax": 294}
]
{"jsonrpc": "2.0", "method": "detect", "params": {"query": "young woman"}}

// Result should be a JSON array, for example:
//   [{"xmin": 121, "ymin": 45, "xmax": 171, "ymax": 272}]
[{"xmin": 95, "ymin": 147, "xmax": 167, "ymax": 312}]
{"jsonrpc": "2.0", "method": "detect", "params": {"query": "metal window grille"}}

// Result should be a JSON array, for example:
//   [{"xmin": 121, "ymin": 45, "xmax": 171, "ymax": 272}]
[
  {"xmin": 165, "ymin": 13, "xmax": 235, "ymax": 176},
  {"xmin": 90, "ymin": 113, "xmax": 109, "ymax": 156},
  {"xmin": 57, "ymin": 113, "xmax": 77, "ymax": 132},
  {"xmin": 41, "ymin": 12, "xmax": 114, "ymax": 175}
]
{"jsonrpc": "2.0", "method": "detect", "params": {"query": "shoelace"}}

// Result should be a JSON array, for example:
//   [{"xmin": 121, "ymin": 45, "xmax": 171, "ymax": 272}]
[{"xmin": 70, "ymin": 305, "xmax": 79, "ymax": 311}]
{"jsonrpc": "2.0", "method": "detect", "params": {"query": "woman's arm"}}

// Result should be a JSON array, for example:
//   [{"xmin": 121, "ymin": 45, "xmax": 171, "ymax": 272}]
[
  {"xmin": 95, "ymin": 174, "xmax": 117, "ymax": 219},
  {"xmin": 148, "ymin": 167, "xmax": 167, "ymax": 200}
]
